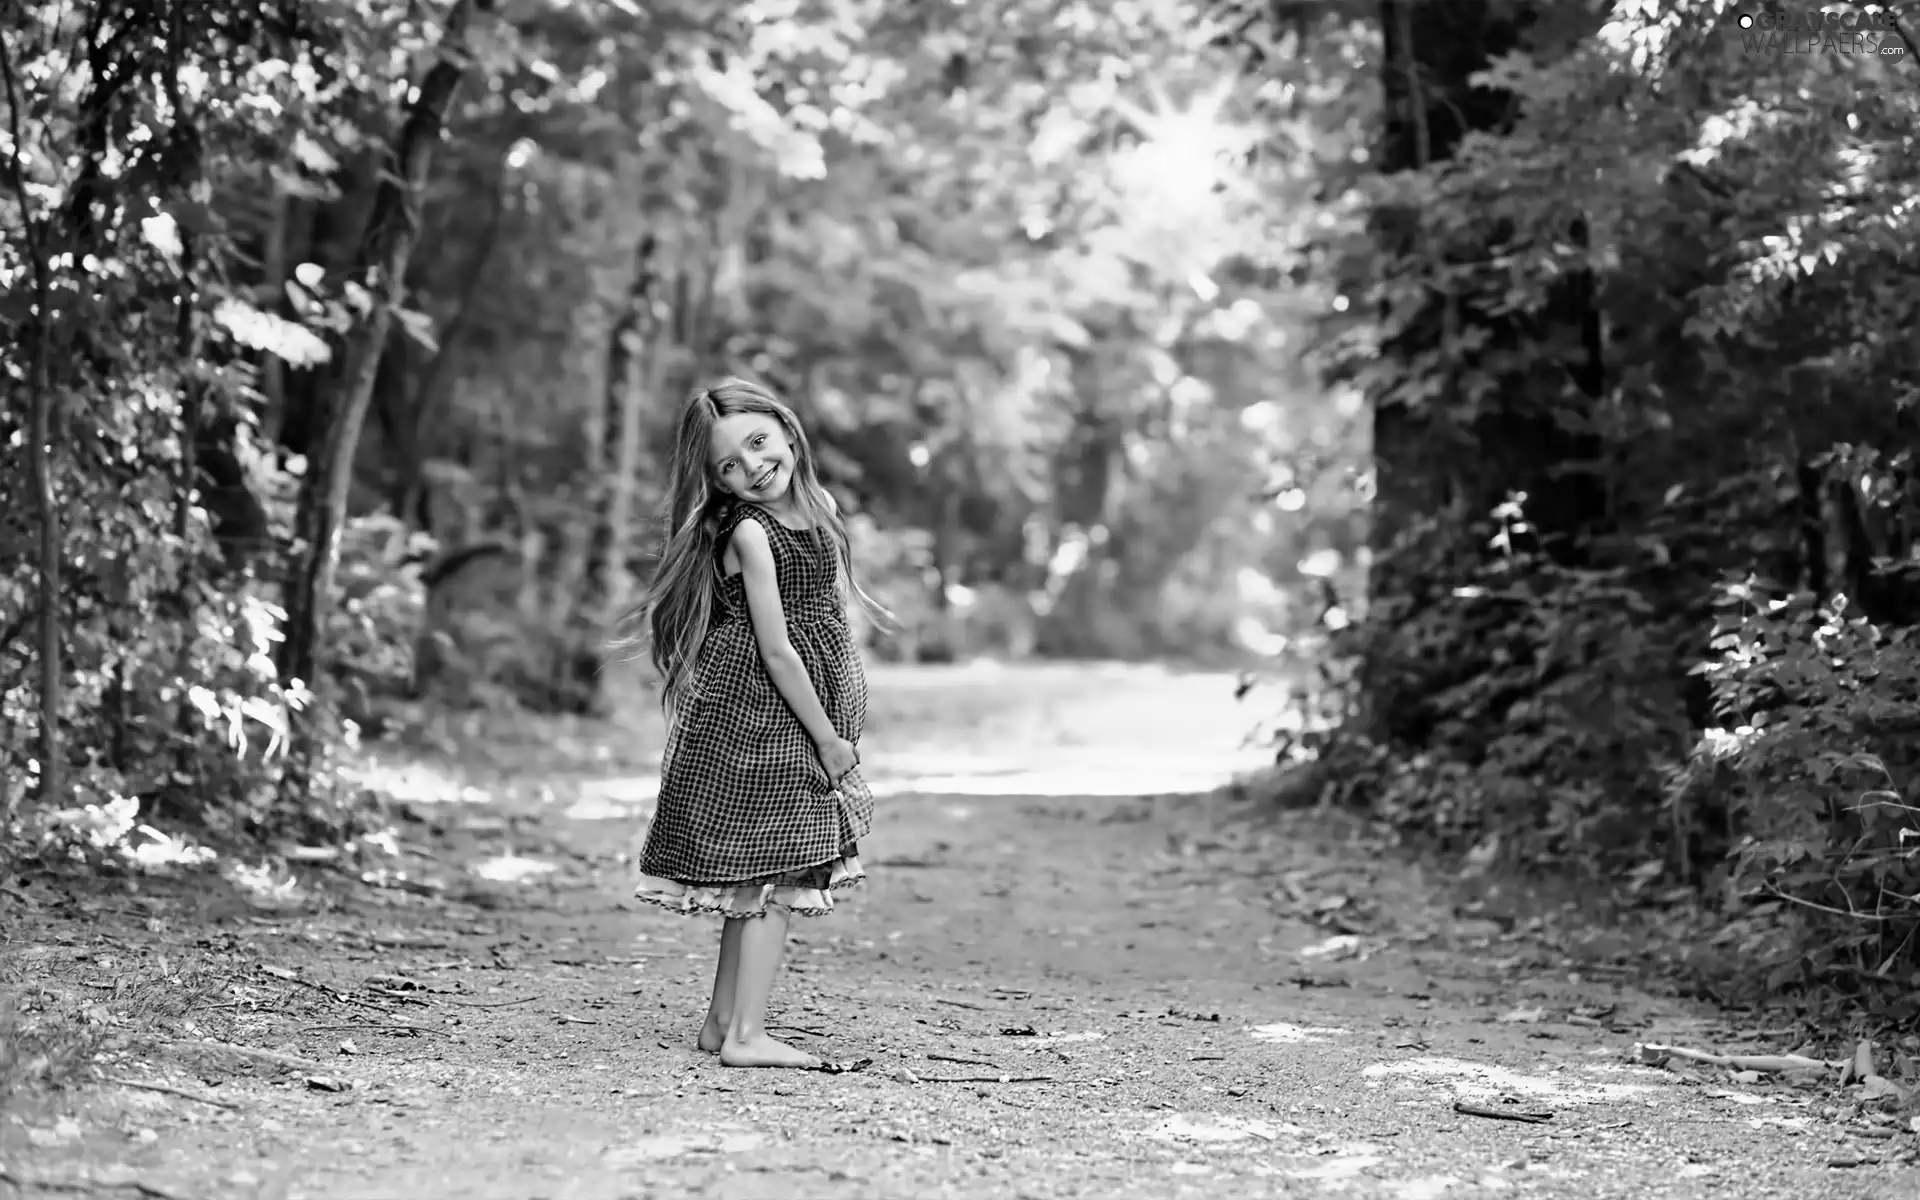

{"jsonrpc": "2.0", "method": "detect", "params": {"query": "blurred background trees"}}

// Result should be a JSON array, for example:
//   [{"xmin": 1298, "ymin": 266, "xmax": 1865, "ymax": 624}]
[
  {"xmin": 5, "ymin": 0, "xmax": 1918, "ymax": 1011},
  {"xmin": 1, "ymin": 0, "xmax": 1365, "ymax": 834}
]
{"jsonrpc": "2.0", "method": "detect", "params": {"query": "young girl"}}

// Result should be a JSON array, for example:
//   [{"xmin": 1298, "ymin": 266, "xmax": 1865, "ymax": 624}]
[{"xmin": 625, "ymin": 378, "xmax": 883, "ymax": 1070}]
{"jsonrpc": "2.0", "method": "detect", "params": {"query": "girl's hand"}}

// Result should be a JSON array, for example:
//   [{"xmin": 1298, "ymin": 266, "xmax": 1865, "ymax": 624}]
[{"xmin": 816, "ymin": 735, "xmax": 859, "ymax": 784}]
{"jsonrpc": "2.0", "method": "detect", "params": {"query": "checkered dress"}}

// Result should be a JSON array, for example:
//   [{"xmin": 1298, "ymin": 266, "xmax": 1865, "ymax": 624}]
[{"xmin": 637, "ymin": 503, "xmax": 872, "ymax": 893}]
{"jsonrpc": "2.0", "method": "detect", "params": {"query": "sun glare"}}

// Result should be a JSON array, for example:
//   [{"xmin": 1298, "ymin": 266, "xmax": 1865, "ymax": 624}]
[{"xmin": 1112, "ymin": 78, "xmax": 1252, "ymax": 222}]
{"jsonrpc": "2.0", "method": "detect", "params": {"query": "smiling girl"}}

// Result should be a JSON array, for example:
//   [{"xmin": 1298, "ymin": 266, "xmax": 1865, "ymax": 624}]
[{"xmin": 622, "ymin": 378, "xmax": 885, "ymax": 1069}]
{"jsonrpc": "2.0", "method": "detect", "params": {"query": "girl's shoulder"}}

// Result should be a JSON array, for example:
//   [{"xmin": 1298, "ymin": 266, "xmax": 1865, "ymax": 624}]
[
  {"xmin": 726, "ymin": 502, "xmax": 817, "ymax": 537},
  {"xmin": 716, "ymin": 506, "xmax": 797, "ymax": 566},
  {"xmin": 716, "ymin": 502, "xmax": 777, "ymax": 537}
]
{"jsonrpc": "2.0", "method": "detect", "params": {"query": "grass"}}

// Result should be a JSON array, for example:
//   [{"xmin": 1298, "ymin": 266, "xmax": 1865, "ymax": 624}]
[{"xmin": 0, "ymin": 919, "xmax": 241, "ymax": 1106}]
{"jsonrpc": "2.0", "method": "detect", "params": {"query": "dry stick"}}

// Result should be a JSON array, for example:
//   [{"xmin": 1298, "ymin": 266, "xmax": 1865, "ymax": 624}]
[
  {"xmin": 1454, "ymin": 1101, "xmax": 1552, "ymax": 1124},
  {"xmin": 934, "ymin": 997, "xmax": 990, "ymax": 1011},
  {"xmin": 1637, "ymin": 1042, "xmax": 1843, "ymax": 1073},
  {"xmin": 166, "ymin": 1041, "xmax": 328, "ymax": 1073},
  {"xmin": 264, "ymin": 969, "xmax": 390, "ymax": 1012},
  {"xmin": 918, "ymin": 1074, "xmax": 1054, "ymax": 1084},
  {"xmin": 104, "ymin": 1077, "xmax": 240, "ymax": 1110},
  {"xmin": 0, "ymin": 1171, "xmax": 180, "ymax": 1198},
  {"xmin": 442, "ymin": 995, "xmax": 540, "ymax": 1008},
  {"xmin": 300, "ymin": 1023, "xmax": 451, "ymax": 1039},
  {"xmin": 928, "ymin": 1053, "xmax": 1001, "ymax": 1069}
]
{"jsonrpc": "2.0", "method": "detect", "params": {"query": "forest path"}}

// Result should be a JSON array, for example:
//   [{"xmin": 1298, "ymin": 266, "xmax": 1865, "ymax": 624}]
[{"xmin": 2, "ymin": 665, "xmax": 1913, "ymax": 1199}]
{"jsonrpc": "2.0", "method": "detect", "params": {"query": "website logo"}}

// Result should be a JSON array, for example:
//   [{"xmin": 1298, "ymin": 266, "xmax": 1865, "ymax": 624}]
[{"xmin": 1734, "ymin": 8, "xmax": 1909, "ymax": 56}]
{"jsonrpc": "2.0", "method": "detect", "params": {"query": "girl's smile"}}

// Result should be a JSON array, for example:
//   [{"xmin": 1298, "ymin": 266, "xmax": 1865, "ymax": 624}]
[{"xmin": 710, "ymin": 413, "xmax": 795, "ymax": 503}]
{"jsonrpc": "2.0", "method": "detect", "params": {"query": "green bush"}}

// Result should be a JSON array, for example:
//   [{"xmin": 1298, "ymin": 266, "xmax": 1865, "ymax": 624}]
[{"xmin": 1674, "ymin": 581, "xmax": 1920, "ymax": 987}]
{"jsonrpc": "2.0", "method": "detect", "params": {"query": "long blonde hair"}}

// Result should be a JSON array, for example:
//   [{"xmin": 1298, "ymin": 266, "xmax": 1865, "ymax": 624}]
[{"xmin": 618, "ymin": 378, "xmax": 886, "ymax": 708}]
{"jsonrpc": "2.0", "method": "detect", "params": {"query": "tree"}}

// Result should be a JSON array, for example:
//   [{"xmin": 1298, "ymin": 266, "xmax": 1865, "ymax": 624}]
[{"xmin": 278, "ymin": 0, "xmax": 492, "ymax": 697}]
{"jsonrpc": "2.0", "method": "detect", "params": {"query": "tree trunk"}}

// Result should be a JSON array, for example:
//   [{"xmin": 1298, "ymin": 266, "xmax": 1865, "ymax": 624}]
[
  {"xmin": 602, "ymin": 333, "xmax": 652, "ymax": 621},
  {"xmin": 395, "ymin": 166, "xmax": 506, "ymax": 516},
  {"xmin": 258, "ymin": 188, "xmax": 293, "ymax": 443},
  {"xmin": 278, "ymin": 0, "xmax": 487, "ymax": 706},
  {"xmin": 24, "ymin": 301, "xmax": 60, "ymax": 806},
  {"xmin": 1362, "ymin": 0, "xmax": 1608, "ymax": 746},
  {"xmin": 0, "ymin": 43, "xmax": 64, "ymax": 809},
  {"xmin": 602, "ymin": 235, "xmax": 661, "ymax": 623}
]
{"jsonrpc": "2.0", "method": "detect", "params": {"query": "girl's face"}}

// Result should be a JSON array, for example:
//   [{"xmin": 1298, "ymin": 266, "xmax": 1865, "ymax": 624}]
[{"xmin": 709, "ymin": 411, "xmax": 796, "ymax": 504}]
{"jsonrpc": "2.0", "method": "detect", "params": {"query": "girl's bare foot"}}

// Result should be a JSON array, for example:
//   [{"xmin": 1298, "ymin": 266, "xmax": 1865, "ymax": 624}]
[
  {"xmin": 719, "ymin": 1031, "xmax": 821, "ymax": 1069},
  {"xmin": 697, "ymin": 1014, "xmax": 728, "ymax": 1053}
]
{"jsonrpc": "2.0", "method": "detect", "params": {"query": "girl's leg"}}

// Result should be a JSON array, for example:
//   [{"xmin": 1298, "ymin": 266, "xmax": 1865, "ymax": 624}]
[
  {"xmin": 718, "ymin": 903, "xmax": 820, "ymax": 1068},
  {"xmin": 699, "ymin": 918, "xmax": 745, "ymax": 1052}
]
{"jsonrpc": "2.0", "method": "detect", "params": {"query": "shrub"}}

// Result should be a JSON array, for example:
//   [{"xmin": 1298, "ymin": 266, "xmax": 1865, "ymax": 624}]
[{"xmin": 1674, "ymin": 581, "xmax": 1920, "ymax": 988}]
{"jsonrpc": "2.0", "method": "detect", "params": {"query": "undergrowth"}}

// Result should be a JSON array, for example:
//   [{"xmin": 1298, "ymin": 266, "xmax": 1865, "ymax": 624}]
[
  {"xmin": 0, "ymin": 938, "xmax": 237, "ymax": 1105},
  {"xmin": 1252, "ymin": 485, "xmax": 1920, "ymax": 1027}
]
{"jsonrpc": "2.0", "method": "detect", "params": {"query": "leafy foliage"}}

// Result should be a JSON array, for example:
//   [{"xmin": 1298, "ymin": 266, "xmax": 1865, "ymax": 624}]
[
  {"xmin": 2, "ymin": 0, "xmax": 1359, "ymax": 864},
  {"xmin": 1240, "ymin": 0, "xmax": 1920, "ymax": 1011},
  {"xmin": 3, "ymin": 0, "xmax": 1916, "ymax": 1028}
]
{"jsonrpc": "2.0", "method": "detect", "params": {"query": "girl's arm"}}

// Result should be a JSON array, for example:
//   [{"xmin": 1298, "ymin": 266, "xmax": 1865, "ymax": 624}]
[{"xmin": 730, "ymin": 516, "xmax": 842, "ymax": 747}]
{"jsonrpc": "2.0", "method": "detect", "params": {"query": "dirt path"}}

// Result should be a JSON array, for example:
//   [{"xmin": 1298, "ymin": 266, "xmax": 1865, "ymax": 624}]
[{"xmin": 3, "ymin": 667, "xmax": 1916, "ymax": 1199}]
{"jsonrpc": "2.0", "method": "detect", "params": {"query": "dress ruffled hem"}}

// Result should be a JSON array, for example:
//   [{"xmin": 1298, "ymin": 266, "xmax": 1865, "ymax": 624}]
[{"xmin": 633, "ymin": 854, "xmax": 865, "ymax": 918}]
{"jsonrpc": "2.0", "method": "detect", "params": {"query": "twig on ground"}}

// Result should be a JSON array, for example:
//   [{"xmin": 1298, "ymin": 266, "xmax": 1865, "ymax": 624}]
[
  {"xmin": 299, "ymin": 1023, "xmax": 451, "ymax": 1039},
  {"xmin": 918, "ymin": 1073, "xmax": 1055, "ymax": 1084},
  {"xmin": 260, "ymin": 967, "xmax": 389, "ymax": 1012},
  {"xmin": 0, "ymin": 1171, "xmax": 183, "ymax": 1198},
  {"xmin": 166, "ymin": 1040, "xmax": 328, "ymax": 1073},
  {"xmin": 928, "ymin": 1053, "xmax": 1001, "ymax": 1068},
  {"xmin": 934, "ymin": 997, "xmax": 989, "ymax": 1011},
  {"xmin": 769, "ymin": 1024, "xmax": 830, "ymax": 1037},
  {"xmin": 104, "ymin": 1077, "xmax": 240, "ymax": 1109},
  {"xmin": 1454, "ymin": 1100, "xmax": 1552, "ymax": 1123},
  {"xmin": 554, "ymin": 1014, "xmax": 600, "ymax": 1025},
  {"xmin": 442, "ymin": 995, "xmax": 539, "ymax": 1008},
  {"xmin": 1636, "ymin": 1042, "xmax": 1843, "ymax": 1073},
  {"xmin": 369, "ymin": 936, "xmax": 449, "ymax": 950}
]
